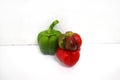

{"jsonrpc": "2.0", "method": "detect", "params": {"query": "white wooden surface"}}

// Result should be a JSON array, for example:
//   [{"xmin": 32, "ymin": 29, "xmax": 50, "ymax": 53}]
[{"xmin": 0, "ymin": 0, "xmax": 120, "ymax": 44}]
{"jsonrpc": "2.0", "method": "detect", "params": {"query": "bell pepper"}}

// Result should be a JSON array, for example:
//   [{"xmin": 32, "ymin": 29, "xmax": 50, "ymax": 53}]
[
  {"xmin": 58, "ymin": 31, "xmax": 82, "ymax": 51},
  {"xmin": 37, "ymin": 20, "xmax": 61, "ymax": 55},
  {"xmin": 56, "ymin": 48, "xmax": 80, "ymax": 67},
  {"xmin": 56, "ymin": 31, "xmax": 82, "ymax": 67}
]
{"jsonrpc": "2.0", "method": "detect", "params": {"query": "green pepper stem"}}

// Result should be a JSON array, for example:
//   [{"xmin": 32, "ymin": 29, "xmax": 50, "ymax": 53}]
[{"xmin": 48, "ymin": 20, "xmax": 59, "ymax": 33}]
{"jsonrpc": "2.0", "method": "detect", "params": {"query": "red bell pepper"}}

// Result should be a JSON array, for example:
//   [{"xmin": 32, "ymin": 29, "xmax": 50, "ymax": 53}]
[
  {"xmin": 58, "ymin": 31, "xmax": 82, "ymax": 51},
  {"xmin": 56, "ymin": 48, "xmax": 80, "ymax": 67},
  {"xmin": 57, "ymin": 31, "xmax": 82, "ymax": 67}
]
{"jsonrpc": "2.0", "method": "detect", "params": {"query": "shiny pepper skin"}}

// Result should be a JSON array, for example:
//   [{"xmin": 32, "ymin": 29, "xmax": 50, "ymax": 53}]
[
  {"xmin": 56, "ymin": 48, "xmax": 80, "ymax": 67},
  {"xmin": 37, "ymin": 20, "xmax": 61, "ymax": 55}
]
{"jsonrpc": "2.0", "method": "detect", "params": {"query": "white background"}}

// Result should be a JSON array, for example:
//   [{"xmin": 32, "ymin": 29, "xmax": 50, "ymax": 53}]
[
  {"xmin": 0, "ymin": 0, "xmax": 120, "ymax": 44},
  {"xmin": 0, "ymin": 0, "xmax": 120, "ymax": 80}
]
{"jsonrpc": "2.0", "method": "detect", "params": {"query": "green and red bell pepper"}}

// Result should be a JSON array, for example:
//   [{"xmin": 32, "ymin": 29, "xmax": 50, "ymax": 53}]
[{"xmin": 37, "ymin": 20, "xmax": 82, "ymax": 67}]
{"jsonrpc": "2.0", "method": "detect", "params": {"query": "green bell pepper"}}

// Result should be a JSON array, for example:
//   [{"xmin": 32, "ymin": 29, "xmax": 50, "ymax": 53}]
[{"xmin": 37, "ymin": 20, "xmax": 61, "ymax": 55}]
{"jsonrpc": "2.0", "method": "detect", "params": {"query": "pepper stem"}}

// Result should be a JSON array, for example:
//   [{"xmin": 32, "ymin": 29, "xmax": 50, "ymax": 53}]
[{"xmin": 48, "ymin": 20, "xmax": 59, "ymax": 33}]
